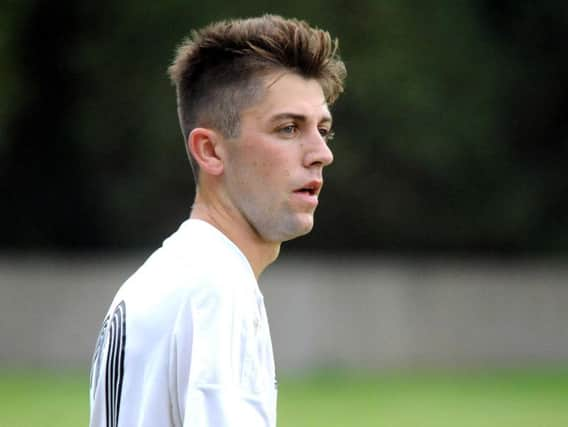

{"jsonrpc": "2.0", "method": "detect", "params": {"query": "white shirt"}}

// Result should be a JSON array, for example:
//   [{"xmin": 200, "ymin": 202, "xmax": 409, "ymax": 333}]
[{"xmin": 89, "ymin": 219, "xmax": 277, "ymax": 427}]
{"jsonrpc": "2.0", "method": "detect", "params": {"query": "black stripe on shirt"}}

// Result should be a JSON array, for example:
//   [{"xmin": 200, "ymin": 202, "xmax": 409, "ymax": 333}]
[{"xmin": 105, "ymin": 301, "xmax": 126, "ymax": 427}]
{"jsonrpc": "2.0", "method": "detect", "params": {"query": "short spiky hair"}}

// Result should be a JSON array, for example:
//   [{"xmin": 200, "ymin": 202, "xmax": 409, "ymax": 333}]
[{"xmin": 168, "ymin": 14, "xmax": 347, "ymax": 179}]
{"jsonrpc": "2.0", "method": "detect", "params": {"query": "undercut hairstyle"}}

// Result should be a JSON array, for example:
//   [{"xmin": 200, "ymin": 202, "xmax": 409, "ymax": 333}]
[{"xmin": 168, "ymin": 14, "xmax": 347, "ymax": 180}]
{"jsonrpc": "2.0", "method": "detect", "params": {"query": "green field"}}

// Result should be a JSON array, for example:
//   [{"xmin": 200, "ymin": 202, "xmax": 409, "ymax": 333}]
[{"xmin": 1, "ymin": 368, "xmax": 568, "ymax": 427}]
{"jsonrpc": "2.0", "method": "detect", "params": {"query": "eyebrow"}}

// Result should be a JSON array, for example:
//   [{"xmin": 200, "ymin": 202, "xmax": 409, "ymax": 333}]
[{"xmin": 268, "ymin": 112, "xmax": 333, "ymax": 125}]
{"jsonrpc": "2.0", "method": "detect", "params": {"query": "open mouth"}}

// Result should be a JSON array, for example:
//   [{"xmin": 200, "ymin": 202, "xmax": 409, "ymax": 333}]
[
  {"xmin": 295, "ymin": 188, "xmax": 316, "ymax": 196},
  {"xmin": 294, "ymin": 180, "xmax": 322, "ymax": 197}
]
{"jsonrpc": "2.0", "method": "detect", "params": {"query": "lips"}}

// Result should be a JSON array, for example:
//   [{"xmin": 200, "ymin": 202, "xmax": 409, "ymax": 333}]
[{"xmin": 294, "ymin": 180, "xmax": 322, "ymax": 196}]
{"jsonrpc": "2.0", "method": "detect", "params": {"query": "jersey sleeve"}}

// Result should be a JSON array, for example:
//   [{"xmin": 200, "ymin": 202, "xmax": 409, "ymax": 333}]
[
  {"xmin": 171, "ymin": 280, "xmax": 276, "ymax": 427},
  {"xmin": 89, "ymin": 301, "xmax": 127, "ymax": 427}
]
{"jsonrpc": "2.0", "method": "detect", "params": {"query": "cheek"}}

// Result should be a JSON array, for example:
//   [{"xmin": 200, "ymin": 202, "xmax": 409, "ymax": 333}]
[
  {"xmin": 251, "ymin": 155, "xmax": 289, "ymax": 181},
  {"xmin": 256, "ymin": 162, "xmax": 286, "ymax": 181},
  {"xmin": 251, "ymin": 159, "xmax": 272, "ymax": 176},
  {"xmin": 240, "ymin": 141, "xmax": 295, "ymax": 187}
]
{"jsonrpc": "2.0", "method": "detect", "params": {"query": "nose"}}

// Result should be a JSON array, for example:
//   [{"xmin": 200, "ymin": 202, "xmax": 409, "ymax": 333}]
[{"xmin": 304, "ymin": 129, "xmax": 334, "ymax": 168}]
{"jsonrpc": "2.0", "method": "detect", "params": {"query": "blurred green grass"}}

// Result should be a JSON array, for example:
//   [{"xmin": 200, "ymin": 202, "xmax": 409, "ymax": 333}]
[{"xmin": 1, "ymin": 368, "xmax": 568, "ymax": 427}]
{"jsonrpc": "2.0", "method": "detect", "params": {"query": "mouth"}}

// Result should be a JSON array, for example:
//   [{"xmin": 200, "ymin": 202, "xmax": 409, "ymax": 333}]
[{"xmin": 293, "ymin": 181, "xmax": 322, "ymax": 197}]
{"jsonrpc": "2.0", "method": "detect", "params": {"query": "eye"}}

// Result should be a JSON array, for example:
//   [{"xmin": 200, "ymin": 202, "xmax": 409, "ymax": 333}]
[
  {"xmin": 319, "ymin": 128, "xmax": 335, "ymax": 142},
  {"xmin": 278, "ymin": 124, "xmax": 298, "ymax": 136}
]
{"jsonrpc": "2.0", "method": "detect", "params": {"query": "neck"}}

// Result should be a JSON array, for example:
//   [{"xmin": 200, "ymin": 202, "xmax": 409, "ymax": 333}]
[{"xmin": 190, "ymin": 188, "xmax": 280, "ymax": 280}]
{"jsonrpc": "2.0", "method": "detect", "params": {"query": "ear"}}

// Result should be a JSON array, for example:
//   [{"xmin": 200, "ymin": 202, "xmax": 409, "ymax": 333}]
[{"xmin": 187, "ymin": 128, "xmax": 225, "ymax": 176}]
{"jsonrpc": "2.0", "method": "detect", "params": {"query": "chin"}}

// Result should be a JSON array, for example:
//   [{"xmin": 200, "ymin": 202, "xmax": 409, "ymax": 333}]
[
  {"xmin": 279, "ymin": 218, "xmax": 314, "ymax": 242},
  {"xmin": 254, "ymin": 212, "xmax": 315, "ymax": 243}
]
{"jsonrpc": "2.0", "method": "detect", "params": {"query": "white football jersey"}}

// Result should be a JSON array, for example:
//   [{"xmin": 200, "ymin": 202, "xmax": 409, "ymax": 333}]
[{"xmin": 89, "ymin": 219, "xmax": 277, "ymax": 427}]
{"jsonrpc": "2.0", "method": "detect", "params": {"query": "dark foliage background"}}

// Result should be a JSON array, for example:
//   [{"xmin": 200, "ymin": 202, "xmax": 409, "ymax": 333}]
[{"xmin": 1, "ymin": 0, "xmax": 567, "ymax": 254}]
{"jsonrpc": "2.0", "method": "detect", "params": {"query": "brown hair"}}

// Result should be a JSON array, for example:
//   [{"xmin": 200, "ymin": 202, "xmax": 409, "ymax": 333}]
[{"xmin": 168, "ymin": 14, "xmax": 347, "ymax": 178}]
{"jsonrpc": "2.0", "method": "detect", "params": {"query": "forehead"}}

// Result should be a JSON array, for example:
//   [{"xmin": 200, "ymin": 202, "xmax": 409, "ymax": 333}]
[{"xmin": 243, "ymin": 72, "xmax": 331, "ymax": 121}]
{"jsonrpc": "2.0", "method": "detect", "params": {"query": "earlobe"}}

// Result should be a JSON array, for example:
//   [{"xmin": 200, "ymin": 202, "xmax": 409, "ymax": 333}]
[{"xmin": 188, "ymin": 128, "xmax": 224, "ymax": 176}]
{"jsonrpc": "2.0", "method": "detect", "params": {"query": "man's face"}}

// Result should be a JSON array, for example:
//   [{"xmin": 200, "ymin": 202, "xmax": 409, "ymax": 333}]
[{"xmin": 221, "ymin": 72, "xmax": 334, "ymax": 243}]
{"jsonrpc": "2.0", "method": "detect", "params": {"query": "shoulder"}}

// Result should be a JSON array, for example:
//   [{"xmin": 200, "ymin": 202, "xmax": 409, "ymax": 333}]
[
  {"xmin": 171, "ymin": 219, "xmax": 256, "ymax": 291},
  {"xmin": 115, "ymin": 219, "xmax": 255, "ymax": 317}
]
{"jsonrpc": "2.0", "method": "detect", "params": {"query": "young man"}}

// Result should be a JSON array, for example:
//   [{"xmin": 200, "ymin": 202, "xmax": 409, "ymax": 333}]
[{"xmin": 89, "ymin": 15, "xmax": 346, "ymax": 427}]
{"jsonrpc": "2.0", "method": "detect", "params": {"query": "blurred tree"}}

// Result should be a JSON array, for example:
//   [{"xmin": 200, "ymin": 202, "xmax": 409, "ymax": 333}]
[
  {"xmin": 1, "ymin": 0, "xmax": 567, "ymax": 254},
  {"xmin": 1, "ymin": 0, "xmax": 108, "ymax": 249},
  {"xmin": 478, "ymin": 0, "xmax": 568, "ymax": 252}
]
